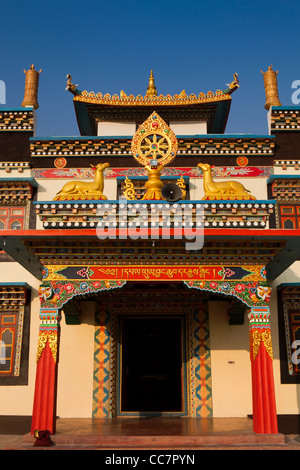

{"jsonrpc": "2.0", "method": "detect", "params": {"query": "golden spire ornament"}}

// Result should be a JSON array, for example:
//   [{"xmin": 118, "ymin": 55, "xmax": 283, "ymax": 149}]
[
  {"xmin": 21, "ymin": 65, "xmax": 42, "ymax": 110},
  {"xmin": 261, "ymin": 65, "xmax": 282, "ymax": 110},
  {"xmin": 146, "ymin": 70, "xmax": 157, "ymax": 97}
]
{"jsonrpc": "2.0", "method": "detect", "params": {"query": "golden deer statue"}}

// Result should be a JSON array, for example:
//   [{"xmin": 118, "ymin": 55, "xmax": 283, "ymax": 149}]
[
  {"xmin": 198, "ymin": 163, "xmax": 256, "ymax": 200},
  {"xmin": 54, "ymin": 162, "xmax": 110, "ymax": 200}
]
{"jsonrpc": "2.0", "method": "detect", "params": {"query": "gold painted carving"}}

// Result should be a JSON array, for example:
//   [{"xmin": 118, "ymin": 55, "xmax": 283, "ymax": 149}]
[
  {"xmin": 142, "ymin": 163, "xmax": 165, "ymax": 200},
  {"xmin": 36, "ymin": 331, "xmax": 58, "ymax": 363},
  {"xmin": 198, "ymin": 163, "xmax": 256, "ymax": 200},
  {"xmin": 262, "ymin": 330, "xmax": 273, "ymax": 360},
  {"xmin": 54, "ymin": 162, "xmax": 110, "ymax": 200},
  {"xmin": 123, "ymin": 177, "xmax": 136, "ymax": 200},
  {"xmin": 176, "ymin": 176, "xmax": 186, "ymax": 199},
  {"xmin": 261, "ymin": 65, "xmax": 282, "ymax": 110},
  {"xmin": 48, "ymin": 332, "xmax": 58, "ymax": 363},
  {"xmin": 36, "ymin": 332, "xmax": 47, "ymax": 363},
  {"xmin": 250, "ymin": 328, "xmax": 273, "ymax": 362},
  {"xmin": 21, "ymin": 65, "xmax": 42, "ymax": 110}
]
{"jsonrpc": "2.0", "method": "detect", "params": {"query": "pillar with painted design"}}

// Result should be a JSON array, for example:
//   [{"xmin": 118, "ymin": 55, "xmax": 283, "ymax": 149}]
[
  {"xmin": 31, "ymin": 309, "xmax": 61, "ymax": 435},
  {"xmin": 248, "ymin": 307, "xmax": 278, "ymax": 434}
]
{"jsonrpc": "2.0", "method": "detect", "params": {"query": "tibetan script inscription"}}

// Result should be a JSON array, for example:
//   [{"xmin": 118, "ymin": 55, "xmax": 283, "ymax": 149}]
[{"xmin": 44, "ymin": 264, "xmax": 265, "ymax": 283}]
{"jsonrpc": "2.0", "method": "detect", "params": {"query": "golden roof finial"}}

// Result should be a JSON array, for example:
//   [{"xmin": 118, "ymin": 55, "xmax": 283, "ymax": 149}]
[
  {"xmin": 21, "ymin": 64, "xmax": 42, "ymax": 110},
  {"xmin": 146, "ymin": 70, "xmax": 157, "ymax": 97},
  {"xmin": 261, "ymin": 65, "xmax": 282, "ymax": 110}
]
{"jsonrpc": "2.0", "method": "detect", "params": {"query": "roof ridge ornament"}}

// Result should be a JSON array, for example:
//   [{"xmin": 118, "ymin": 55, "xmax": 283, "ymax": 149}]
[
  {"xmin": 224, "ymin": 73, "xmax": 240, "ymax": 94},
  {"xmin": 65, "ymin": 74, "xmax": 79, "ymax": 95},
  {"xmin": 261, "ymin": 65, "xmax": 282, "ymax": 110},
  {"xmin": 146, "ymin": 70, "xmax": 157, "ymax": 97},
  {"xmin": 21, "ymin": 65, "xmax": 42, "ymax": 110}
]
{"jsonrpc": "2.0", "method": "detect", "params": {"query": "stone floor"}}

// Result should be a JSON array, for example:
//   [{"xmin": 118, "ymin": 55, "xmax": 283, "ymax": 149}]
[{"xmin": 1, "ymin": 417, "xmax": 300, "ymax": 450}]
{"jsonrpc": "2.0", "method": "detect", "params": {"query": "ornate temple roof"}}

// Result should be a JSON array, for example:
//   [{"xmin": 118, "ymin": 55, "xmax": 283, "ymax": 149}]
[{"xmin": 67, "ymin": 72, "xmax": 240, "ymax": 136}]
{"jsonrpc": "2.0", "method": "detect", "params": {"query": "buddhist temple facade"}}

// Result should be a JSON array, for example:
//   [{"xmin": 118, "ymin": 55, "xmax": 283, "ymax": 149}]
[{"xmin": 0, "ymin": 66, "xmax": 300, "ymax": 437}]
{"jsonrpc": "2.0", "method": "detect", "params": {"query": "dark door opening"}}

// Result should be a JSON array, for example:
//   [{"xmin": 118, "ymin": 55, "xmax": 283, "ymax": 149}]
[{"xmin": 121, "ymin": 317, "xmax": 183, "ymax": 413}]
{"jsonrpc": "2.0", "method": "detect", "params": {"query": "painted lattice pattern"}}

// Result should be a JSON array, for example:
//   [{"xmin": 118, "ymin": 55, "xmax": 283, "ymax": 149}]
[
  {"xmin": 187, "ymin": 302, "xmax": 212, "ymax": 417},
  {"xmin": 93, "ymin": 304, "xmax": 111, "ymax": 417}
]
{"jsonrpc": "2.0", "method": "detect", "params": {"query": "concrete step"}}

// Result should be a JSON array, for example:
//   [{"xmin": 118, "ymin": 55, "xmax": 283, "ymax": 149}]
[{"xmin": 15, "ymin": 431, "xmax": 291, "ymax": 450}]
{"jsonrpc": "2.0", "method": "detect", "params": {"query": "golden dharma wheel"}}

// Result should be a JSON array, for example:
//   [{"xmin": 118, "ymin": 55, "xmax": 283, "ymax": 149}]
[{"xmin": 131, "ymin": 112, "xmax": 178, "ymax": 167}]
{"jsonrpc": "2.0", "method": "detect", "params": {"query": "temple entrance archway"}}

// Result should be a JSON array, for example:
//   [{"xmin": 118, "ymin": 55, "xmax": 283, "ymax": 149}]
[{"xmin": 33, "ymin": 267, "xmax": 278, "ymax": 435}]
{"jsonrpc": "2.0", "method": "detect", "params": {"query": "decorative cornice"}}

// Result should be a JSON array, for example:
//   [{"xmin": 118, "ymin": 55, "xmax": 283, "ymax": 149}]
[
  {"xmin": 0, "ymin": 162, "xmax": 30, "ymax": 172},
  {"xmin": 268, "ymin": 175, "xmax": 300, "ymax": 201},
  {"xmin": 0, "ymin": 178, "xmax": 36, "ymax": 204},
  {"xmin": 30, "ymin": 136, "xmax": 275, "ymax": 158},
  {"xmin": 273, "ymin": 160, "xmax": 300, "ymax": 170},
  {"xmin": 34, "ymin": 200, "xmax": 276, "ymax": 230},
  {"xmin": 0, "ymin": 283, "xmax": 29, "ymax": 309},
  {"xmin": 0, "ymin": 109, "xmax": 34, "ymax": 132},
  {"xmin": 270, "ymin": 107, "xmax": 300, "ymax": 131}
]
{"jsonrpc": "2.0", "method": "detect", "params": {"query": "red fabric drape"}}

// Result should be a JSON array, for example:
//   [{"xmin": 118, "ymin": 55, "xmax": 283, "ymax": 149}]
[
  {"xmin": 31, "ymin": 341, "xmax": 57, "ymax": 435},
  {"xmin": 251, "ymin": 340, "xmax": 278, "ymax": 434}
]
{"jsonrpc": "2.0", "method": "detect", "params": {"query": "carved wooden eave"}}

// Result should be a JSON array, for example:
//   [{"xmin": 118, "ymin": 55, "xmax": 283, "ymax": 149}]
[
  {"xmin": 0, "ymin": 177, "xmax": 37, "ymax": 204},
  {"xmin": 71, "ymin": 85, "xmax": 237, "ymax": 136},
  {"xmin": 0, "ymin": 108, "xmax": 34, "ymax": 132},
  {"xmin": 30, "ymin": 135, "xmax": 275, "ymax": 159},
  {"xmin": 0, "ymin": 228, "xmax": 296, "ymax": 281},
  {"xmin": 0, "ymin": 282, "xmax": 31, "ymax": 310}
]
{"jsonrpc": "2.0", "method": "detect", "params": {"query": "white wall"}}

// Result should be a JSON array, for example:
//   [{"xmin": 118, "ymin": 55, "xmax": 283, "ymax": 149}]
[
  {"xmin": 209, "ymin": 301, "xmax": 252, "ymax": 417},
  {"xmin": 97, "ymin": 122, "xmax": 136, "ymax": 136},
  {"xmin": 170, "ymin": 121, "xmax": 207, "ymax": 135},
  {"xmin": 56, "ymin": 301, "xmax": 95, "ymax": 418}
]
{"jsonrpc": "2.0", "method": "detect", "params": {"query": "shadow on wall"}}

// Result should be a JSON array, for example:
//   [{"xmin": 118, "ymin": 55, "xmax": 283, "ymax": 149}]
[{"xmin": 0, "ymin": 415, "xmax": 31, "ymax": 435}]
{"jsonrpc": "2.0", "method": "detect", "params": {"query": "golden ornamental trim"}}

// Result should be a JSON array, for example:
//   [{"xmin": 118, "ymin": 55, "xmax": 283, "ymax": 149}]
[
  {"xmin": 73, "ymin": 90, "xmax": 232, "ymax": 107},
  {"xmin": 250, "ymin": 328, "xmax": 273, "ymax": 362},
  {"xmin": 36, "ymin": 330, "xmax": 58, "ymax": 363},
  {"xmin": 123, "ymin": 177, "xmax": 136, "ymax": 200}
]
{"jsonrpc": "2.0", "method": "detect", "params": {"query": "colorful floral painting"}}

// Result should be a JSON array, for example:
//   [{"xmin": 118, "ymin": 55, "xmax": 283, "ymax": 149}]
[
  {"xmin": 39, "ymin": 280, "xmax": 126, "ymax": 309},
  {"xmin": 31, "ymin": 166, "xmax": 272, "ymax": 180},
  {"xmin": 185, "ymin": 279, "xmax": 271, "ymax": 307}
]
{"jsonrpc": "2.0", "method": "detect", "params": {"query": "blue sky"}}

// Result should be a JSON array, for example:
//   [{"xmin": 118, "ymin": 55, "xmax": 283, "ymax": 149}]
[{"xmin": 1, "ymin": 0, "xmax": 299, "ymax": 137}]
